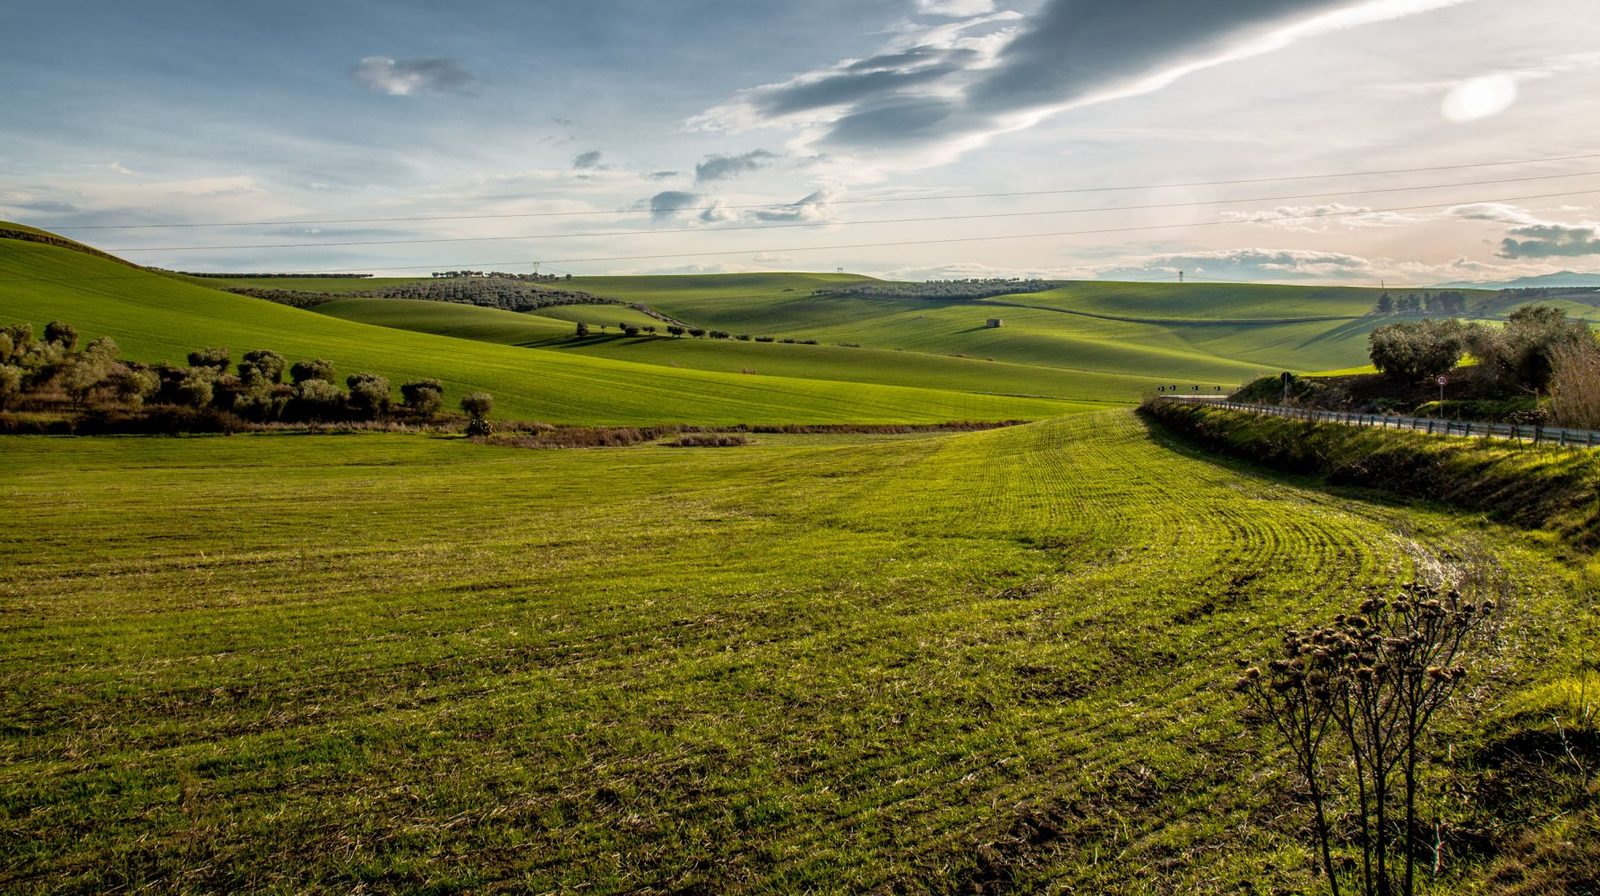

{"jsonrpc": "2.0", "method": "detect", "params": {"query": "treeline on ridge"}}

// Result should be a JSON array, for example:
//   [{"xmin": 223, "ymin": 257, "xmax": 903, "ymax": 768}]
[
  {"xmin": 228, "ymin": 276, "xmax": 625, "ymax": 312},
  {"xmin": 0, "ymin": 320, "xmax": 491, "ymax": 434},
  {"xmin": 813, "ymin": 278, "xmax": 1058, "ymax": 301}
]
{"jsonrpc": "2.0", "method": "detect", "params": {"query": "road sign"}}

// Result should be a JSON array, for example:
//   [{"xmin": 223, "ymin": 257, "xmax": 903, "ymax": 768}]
[{"xmin": 1436, "ymin": 375, "xmax": 1448, "ymax": 386}]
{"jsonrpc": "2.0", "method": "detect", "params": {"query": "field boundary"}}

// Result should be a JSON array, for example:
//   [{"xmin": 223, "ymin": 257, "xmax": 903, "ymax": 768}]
[{"xmin": 1157, "ymin": 396, "xmax": 1600, "ymax": 450}]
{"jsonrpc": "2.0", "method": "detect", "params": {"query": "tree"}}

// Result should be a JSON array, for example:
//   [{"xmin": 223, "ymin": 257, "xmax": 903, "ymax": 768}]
[
  {"xmin": 688, "ymin": 328, "xmax": 706, "ymax": 338},
  {"xmin": 621, "ymin": 324, "xmax": 640, "ymax": 337},
  {"xmin": 1373, "ymin": 293, "xmax": 1394, "ymax": 315},
  {"xmin": 667, "ymin": 325, "xmax": 685, "ymax": 337},
  {"xmin": 44, "ymin": 321, "xmax": 78, "ymax": 351},
  {"xmin": 1368, "ymin": 320, "xmax": 1466, "ymax": 382},
  {"xmin": 290, "ymin": 358, "xmax": 336, "ymax": 385},
  {"xmin": 576, "ymin": 321, "xmax": 590, "ymax": 337},
  {"xmin": 345, "ymin": 373, "xmax": 390, "ymax": 418},
  {"xmin": 400, "ymin": 379, "xmax": 445, "ymax": 419}
]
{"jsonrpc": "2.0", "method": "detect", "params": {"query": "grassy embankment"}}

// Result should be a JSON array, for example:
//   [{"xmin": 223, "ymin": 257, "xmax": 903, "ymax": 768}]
[{"xmin": 2, "ymin": 411, "xmax": 1595, "ymax": 894}]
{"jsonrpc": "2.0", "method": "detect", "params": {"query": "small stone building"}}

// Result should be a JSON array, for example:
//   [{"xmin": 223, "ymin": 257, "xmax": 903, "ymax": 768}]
[{"xmin": 986, "ymin": 318, "xmax": 1003, "ymax": 328}]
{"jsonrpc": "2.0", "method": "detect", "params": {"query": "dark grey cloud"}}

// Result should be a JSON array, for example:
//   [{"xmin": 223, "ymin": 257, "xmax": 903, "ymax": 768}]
[
  {"xmin": 649, "ymin": 190, "xmax": 701, "ymax": 222},
  {"xmin": 703, "ymin": 0, "xmax": 1463, "ymax": 164},
  {"xmin": 757, "ymin": 47, "xmax": 980, "ymax": 118},
  {"xmin": 647, "ymin": 170, "xmax": 680, "ymax": 180},
  {"xmin": 695, "ymin": 150, "xmax": 776, "ymax": 183},
  {"xmin": 572, "ymin": 150, "xmax": 604, "ymax": 169},
  {"xmin": 1498, "ymin": 223, "xmax": 1600, "ymax": 258},
  {"xmin": 352, "ymin": 56, "xmax": 476, "ymax": 96}
]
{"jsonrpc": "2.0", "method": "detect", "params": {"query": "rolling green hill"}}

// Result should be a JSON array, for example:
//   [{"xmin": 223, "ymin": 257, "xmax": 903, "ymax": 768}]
[
  {"xmin": 314, "ymin": 298, "xmax": 1203, "ymax": 402},
  {"xmin": 0, "ymin": 227, "xmax": 1087, "ymax": 424}
]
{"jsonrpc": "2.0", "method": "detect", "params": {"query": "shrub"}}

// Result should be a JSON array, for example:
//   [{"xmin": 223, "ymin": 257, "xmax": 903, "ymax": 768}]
[
  {"xmin": 621, "ymin": 324, "xmax": 641, "ymax": 337},
  {"xmin": 0, "ymin": 324, "xmax": 33, "ymax": 362},
  {"xmin": 667, "ymin": 325, "xmax": 685, "ymax": 337},
  {"xmin": 688, "ymin": 328, "xmax": 706, "ymax": 338},
  {"xmin": 239, "ymin": 349, "xmax": 286, "ymax": 385},
  {"xmin": 643, "ymin": 326, "xmax": 657, "ymax": 335},
  {"xmin": 345, "ymin": 373, "xmax": 391, "ymax": 418},
  {"xmin": 709, "ymin": 330, "xmax": 730, "ymax": 340},
  {"xmin": 187, "ymin": 346, "xmax": 231, "ymax": 370},
  {"xmin": 44, "ymin": 320, "xmax": 78, "ymax": 351},
  {"xmin": 106, "ymin": 365, "xmax": 161, "ymax": 411},
  {"xmin": 400, "ymin": 379, "xmax": 445, "ymax": 419},
  {"xmin": 1550, "ymin": 334, "xmax": 1600, "ymax": 428},
  {"xmin": 0, "ymin": 364, "xmax": 23, "ymax": 409},
  {"xmin": 291, "ymin": 378, "xmax": 346, "ymax": 421},
  {"xmin": 668, "ymin": 433, "xmax": 749, "ymax": 447},
  {"xmin": 290, "ymin": 358, "xmax": 336, "ymax": 384},
  {"xmin": 175, "ymin": 372, "xmax": 215, "ymax": 409},
  {"xmin": 465, "ymin": 417, "xmax": 493, "ymax": 437},
  {"xmin": 575, "ymin": 321, "xmax": 590, "ymax": 337},
  {"xmin": 755, "ymin": 336, "xmax": 775, "ymax": 343},
  {"xmin": 460, "ymin": 391, "xmax": 494, "ymax": 419},
  {"xmin": 1238, "ymin": 583, "xmax": 1495, "ymax": 896}
]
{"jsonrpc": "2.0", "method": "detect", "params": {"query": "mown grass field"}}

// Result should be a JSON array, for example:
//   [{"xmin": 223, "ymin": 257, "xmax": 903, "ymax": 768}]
[
  {"xmin": 1, "ymin": 412, "xmax": 1588, "ymax": 894},
  {"xmin": 0, "ymin": 231, "xmax": 1087, "ymax": 425}
]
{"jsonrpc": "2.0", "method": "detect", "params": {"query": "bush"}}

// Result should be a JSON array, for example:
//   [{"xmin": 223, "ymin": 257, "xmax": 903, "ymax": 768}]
[
  {"xmin": 621, "ymin": 324, "xmax": 641, "ymax": 337},
  {"xmin": 239, "ymin": 349, "xmax": 286, "ymax": 385},
  {"xmin": 345, "ymin": 373, "xmax": 390, "ymax": 418},
  {"xmin": 575, "ymin": 321, "xmax": 590, "ymax": 337},
  {"xmin": 1467, "ymin": 305, "xmax": 1592, "ymax": 391},
  {"xmin": 1550, "ymin": 334, "xmax": 1600, "ymax": 428},
  {"xmin": 44, "ymin": 320, "xmax": 78, "ymax": 351},
  {"xmin": 667, "ymin": 325, "xmax": 685, "ymax": 337},
  {"xmin": 291, "ymin": 378, "xmax": 346, "ymax": 421},
  {"xmin": 400, "ymin": 379, "xmax": 445, "ymax": 419},
  {"xmin": 688, "ymin": 328, "xmax": 706, "ymax": 338},
  {"xmin": 667, "ymin": 433, "xmax": 749, "ymax": 448},
  {"xmin": 187, "ymin": 346, "xmax": 230, "ymax": 370},
  {"xmin": 175, "ymin": 372, "xmax": 215, "ymax": 409},
  {"xmin": 290, "ymin": 358, "xmax": 336, "ymax": 385},
  {"xmin": 0, "ymin": 364, "xmax": 23, "ymax": 410},
  {"xmin": 460, "ymin": 392, "xmax": 493, "ymax": 419}
]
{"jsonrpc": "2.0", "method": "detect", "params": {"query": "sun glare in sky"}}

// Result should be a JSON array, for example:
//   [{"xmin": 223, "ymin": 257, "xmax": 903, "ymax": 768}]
[{"xmin": 1441, "ymin": 73, "xmax": 1519, "ymax": 123}]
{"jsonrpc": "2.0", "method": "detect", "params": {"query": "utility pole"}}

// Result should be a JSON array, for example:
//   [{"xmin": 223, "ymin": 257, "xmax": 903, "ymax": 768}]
[{"xmin": 1179, "ymin": 269, "xmax": 1184, "ymax": 284}]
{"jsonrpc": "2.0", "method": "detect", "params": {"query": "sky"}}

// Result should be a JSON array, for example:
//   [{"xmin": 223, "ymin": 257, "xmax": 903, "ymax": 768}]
[{"xmin": 1, "ymin": 0, "xmax": 1598, "ymax": 284}]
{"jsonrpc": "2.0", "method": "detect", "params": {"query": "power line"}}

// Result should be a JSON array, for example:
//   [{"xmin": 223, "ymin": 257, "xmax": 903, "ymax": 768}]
[
  {"xmin": 100, "ymin": 169, "xmax": 1600, "ymax": 253},
  {"xmin": 41, "ymin": 150, "xmax": 1600, "ymax": 232},
  {"xmin": 63, "ymin": 185, "xmax": 1594, "ymax": 275}
]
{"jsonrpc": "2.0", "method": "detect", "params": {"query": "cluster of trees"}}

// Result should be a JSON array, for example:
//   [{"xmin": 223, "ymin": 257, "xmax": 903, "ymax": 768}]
[
  {"xmin": 812, "ymin": 278, "xmax": 1057, "ymax": 300},
  {"xmin": 429, "ymin": 270, "xmax": 569, "ymax": 282},
  {"xmin": 230, "ymin": 277, "xmax": 620, "ymax": 313},
  {"xmin": 179, "ymin": 272, "xmax": 373, "ymax": 279},
  {"xmin": 1370, "ymin": 290, "xmax": 1469, "ymax": 315},
  {"xmin": 0, "ymin": 320, "xmax": 489, "ymax": 428},
  {"xmin": 1368, "ymin": 305, "xmax": 1593, "ymax": 390},
  {"xmin": 574, "ymin": 322, "xmax": 818, "ymax": 345}
]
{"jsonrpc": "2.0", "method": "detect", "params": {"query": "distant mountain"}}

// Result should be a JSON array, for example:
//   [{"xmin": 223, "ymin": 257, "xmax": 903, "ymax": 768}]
[{"xmin": 1436, "ymin": 270, "xmax": 1600, "ymax": 290}]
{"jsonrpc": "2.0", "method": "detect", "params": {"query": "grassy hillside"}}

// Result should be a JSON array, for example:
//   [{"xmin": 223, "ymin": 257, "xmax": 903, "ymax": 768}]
[
  {"xmin": 0, "ymin": 230, "xmax": 1086, "ymax": 424},
  {"xmin": 314, "ymin": 298, "xmax": 1196, "ymax": 402},
  {"xmin": 569, "ymin": 274, "xmax": 1396, "ymax": 378},
  {"xmin": 1, "ymin": 413, "xmax": 1588, "ymax": 893}
]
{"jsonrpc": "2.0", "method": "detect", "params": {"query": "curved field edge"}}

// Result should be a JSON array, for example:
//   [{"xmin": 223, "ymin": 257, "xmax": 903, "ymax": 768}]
[
  {"xmin": 0, "ymin": 412, "xmax": 1591, "ymax": 893},
  {"xmin": 0, "ymin": 231, "xmax": 1085, "ymax": 425},
  {"xmin": 1140, "ymin": 400, "xmax": 1600, "ymax": 547}
]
